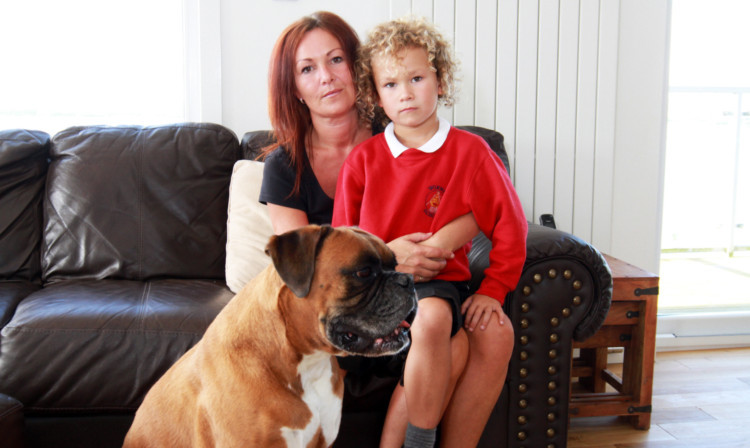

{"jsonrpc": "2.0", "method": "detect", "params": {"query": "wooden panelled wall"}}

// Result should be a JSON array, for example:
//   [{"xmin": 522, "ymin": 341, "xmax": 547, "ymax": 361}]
[{"xmin": 389, "ymin": 0, "xmax": 620, "ymax": 251}]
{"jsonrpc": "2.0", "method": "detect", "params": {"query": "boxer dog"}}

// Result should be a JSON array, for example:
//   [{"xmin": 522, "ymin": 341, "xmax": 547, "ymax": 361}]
[{"xmin": 123, "ymin": 225, "xmax": 416, "ymax": 448}]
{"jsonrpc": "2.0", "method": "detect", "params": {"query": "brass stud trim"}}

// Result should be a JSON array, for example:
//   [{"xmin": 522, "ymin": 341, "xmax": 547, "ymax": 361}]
[
  {"xmin": 521, "ymin": 303, "xmax": 530, "ymax": 313},
  {"xmin": 573, "ymin": 295, "xmax": 582, "ymax": 305},
  {"xmin": 563, "ymin": 269, "xmax": 572, "ymax": 279},
  {"xmin": 548, "ymin": 365, "xmax": 557, "ymax": 375},
  {"xmin": 549, "ymin": 333, "xmax": 559, "ymax": 343},
  {"xmin": 547, "ymin": 412, "xmax": 555, "ymax": 422},
  {"xmin": 548, "ymin": 381, "xmax": 557, "ymax": 391},
  {"xmin": 547, "ymin": 396, "xmax": 556, "ymax": 406},
  {"xmin": 517, "ymin": 431, "xmax": 527, "ymax": 441},
  {"xmin": 519, "ymin": 399, "xmax": 528, "ymax": 408},
  {"xmin": 533, "ymin": 273, "xmax": 543, "ymax": 283},
  {"xmin": 520, "ymin": 335, "xmax": 529, "ymax": 345},
  {"xmin": 519, "ymin": 367, "xmax": 528, "ymax": 378},
  {"xmin": 520, "ymin": 351, "xmax": 528, "ymax": 361},
  {"xmin": 523, "ymin": 285, "xmax": 532, "ymax": 296},
  {"xmin": 573, "ymin": 280, "xmax": 582, "ymax": 290},
  {"xmin": 562, "ymin": 307, "xmax": 571, "ymax": 317},
  {"xmin": 548, "ymin": 268, "xmax": 558, "ymax": 279},
  {"xmin": 547, "ymin": 428, "xmax": 556, "ymax": 438},
  {"xmin": 548, "ymin": 349, "xmax": 557, "ymax": 359},
  {"xmin": 521, "ymin": 318, "xmax": 529, "ymax": 329},
  {"xmin": 550, "ymin": 317, "xmax": 559, "ymax": 327},
  {"xmin": 518, "ymin": 383, "xmax": 528, "ymax": 393},
  {"xmin": 518, "ymin": 415, "xmax": 527, "ymax": 425}
]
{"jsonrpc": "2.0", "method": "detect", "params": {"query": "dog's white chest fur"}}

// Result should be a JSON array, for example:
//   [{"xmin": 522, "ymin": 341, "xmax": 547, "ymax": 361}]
[{"xmin": 280, "ymin": 352, "xmax": 342, "ymax": 447}]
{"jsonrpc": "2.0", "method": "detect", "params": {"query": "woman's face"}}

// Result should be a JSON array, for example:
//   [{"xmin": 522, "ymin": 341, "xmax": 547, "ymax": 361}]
[{"xmin": 294, "ymin": 28, "xmax": 357, "ymax": 120}]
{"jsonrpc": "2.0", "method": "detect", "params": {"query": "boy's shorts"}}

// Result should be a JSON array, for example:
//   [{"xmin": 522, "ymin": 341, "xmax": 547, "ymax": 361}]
[
  {"xmin": 337, "ymin": 280, "xmax": 469, "ymax": 376},
  {"xmin": 414, "ymin": 279, "xmax": 469, "ymax": 337}
]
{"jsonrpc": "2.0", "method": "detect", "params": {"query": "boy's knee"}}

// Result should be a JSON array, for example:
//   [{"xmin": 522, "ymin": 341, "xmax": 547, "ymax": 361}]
[
  {"xmin": 412, "ymin": 299, "xmax": 453, "ymax": 338},
  {"xmin": 471, "ymin": 317, "xmax": 514, "ymax": 359}
]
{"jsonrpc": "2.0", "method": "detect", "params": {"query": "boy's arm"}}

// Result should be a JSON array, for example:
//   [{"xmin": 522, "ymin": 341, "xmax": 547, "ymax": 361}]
[{"xmin": 421, "ymin": 212, "xmax": 480, "ymax": 252}]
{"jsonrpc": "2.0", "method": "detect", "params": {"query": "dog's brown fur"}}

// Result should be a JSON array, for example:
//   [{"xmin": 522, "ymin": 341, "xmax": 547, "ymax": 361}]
[{"xmin": 124, "ymin": 226, "xmax": 415, "ymax": 448}]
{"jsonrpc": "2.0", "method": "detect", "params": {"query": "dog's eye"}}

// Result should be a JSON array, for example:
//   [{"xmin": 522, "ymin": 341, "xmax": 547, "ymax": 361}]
[{"xmin": 355, "ymin": 267, "xmax": 374, "ymax": 279}]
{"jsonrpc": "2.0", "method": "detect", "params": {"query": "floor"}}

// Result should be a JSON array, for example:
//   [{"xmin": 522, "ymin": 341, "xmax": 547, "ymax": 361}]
[{"xmin": 567, "ymin": 347, "xmax": 750, "ymax": 448}]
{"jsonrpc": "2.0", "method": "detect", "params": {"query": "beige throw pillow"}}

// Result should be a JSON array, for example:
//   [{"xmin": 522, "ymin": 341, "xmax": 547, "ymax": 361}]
[{"xmin": 225, "ymin": 160, "xmax": 274, "ymax": 293}]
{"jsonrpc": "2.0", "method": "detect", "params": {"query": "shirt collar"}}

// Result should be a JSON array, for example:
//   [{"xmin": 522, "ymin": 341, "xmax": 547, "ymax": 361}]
[{"xmin": 385, "ymin": 116, "xmax": 451, "ymax": 158}]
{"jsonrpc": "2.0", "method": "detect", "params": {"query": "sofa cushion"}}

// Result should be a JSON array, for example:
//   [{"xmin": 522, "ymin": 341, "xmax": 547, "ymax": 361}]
[
  {"xmin": 0, "ymin": 129, "xmax": 50, "ymax": 282},
  {"xmin": 225, "ymin": 160, "xmax": 273, "ymax": 293},
  {"xmin": 0, "ymin": 279, "xmax": 233, "ymax": 413},
  {"xmin": 0, "ymin": 394, "xmax": 24, "ymax": 448},
  {"xmin": 0, "ymin": 281, "xmax": 40, "ymax": 327},
  {"xmin": 42, "ymin": 123, "xmax": 240, "ymax": 282}
]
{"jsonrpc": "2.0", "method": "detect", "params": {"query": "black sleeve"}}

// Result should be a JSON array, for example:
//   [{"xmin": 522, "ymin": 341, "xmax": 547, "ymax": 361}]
[{"xmin": 259, "ymin": 148, "xmax": 305, "ymax": 211}]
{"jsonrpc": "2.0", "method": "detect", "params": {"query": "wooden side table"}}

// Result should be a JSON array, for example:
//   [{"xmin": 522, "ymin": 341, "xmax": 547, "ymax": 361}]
[{"xmin": 569, "ymin": 254, "xmax": 659, "ymax": 429}]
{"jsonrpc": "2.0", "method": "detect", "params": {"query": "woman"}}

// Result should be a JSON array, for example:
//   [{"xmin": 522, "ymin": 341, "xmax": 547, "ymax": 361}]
[{"xmin": 260, "ymin": 12, "xmax": 512, "ymax": 448}]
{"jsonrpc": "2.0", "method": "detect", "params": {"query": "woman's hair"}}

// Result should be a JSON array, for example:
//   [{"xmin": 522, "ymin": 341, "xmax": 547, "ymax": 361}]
[
  {"xmin": 357, "ymin": 16, "xmax": 458, "ymax": 127},
  {"xmin": 262, "ymin": 11, "xmax": 360, "ymax": 196}
]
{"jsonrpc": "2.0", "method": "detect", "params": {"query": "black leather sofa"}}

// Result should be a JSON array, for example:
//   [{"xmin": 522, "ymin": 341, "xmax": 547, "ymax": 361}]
[{"xmin": 0, "ymin": 123, "xmax": 611, "ymax": 448}]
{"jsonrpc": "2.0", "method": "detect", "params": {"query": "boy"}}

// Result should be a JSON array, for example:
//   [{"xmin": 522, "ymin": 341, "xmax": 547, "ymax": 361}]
[{"xmin": 332, "ymin": 17, "xmax": 527, "ymax": 448}]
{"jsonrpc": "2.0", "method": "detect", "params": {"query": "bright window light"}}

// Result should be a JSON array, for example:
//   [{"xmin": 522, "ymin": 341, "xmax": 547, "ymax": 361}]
[{"xmin": 0, "ymin": 0, "xmax": 187, "ymax": 135}]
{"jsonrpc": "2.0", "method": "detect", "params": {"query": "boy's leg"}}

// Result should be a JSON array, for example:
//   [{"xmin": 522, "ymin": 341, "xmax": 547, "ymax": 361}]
[
  {"xmin": 380, "ymin": 297, "xmax": 453, "ymax": 448},
  {"xmin": 438, "ymin": 308, "xmax": 514, "ymax": 448},
  {"xmin": 404, "ymin": 297, "xmax": 453, "ymax": 428},
  {"xmin": 380, "ymin": 328, "xmax": 467, "ymax": 448}
]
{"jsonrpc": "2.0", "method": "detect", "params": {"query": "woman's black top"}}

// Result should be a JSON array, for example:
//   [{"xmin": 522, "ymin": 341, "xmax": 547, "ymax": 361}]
[{"xmin": 259, "ymin": 147, "xmax": 334, "ymax": 225}]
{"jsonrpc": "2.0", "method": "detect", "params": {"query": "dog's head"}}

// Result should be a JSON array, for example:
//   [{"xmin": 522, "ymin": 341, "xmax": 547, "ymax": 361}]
[{"xmin": 265, "ymin": 225, "xmax": 416, "ymax": 357}]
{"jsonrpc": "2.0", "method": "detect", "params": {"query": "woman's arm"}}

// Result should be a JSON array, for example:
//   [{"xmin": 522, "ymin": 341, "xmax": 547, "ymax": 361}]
[
  {"xmin": 387, "ymin": 233, "xmax": 453, "ymax": 281},
  {"xmin": 392, "ymin": 213, "xmax": 479, "ymax": 282},
  {"xmin": 267, "ymin": 203, "xmax": 310, "ymax": 235}
]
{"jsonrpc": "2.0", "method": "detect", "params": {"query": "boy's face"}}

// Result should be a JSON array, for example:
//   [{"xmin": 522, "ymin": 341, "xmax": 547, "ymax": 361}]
[{"xmin": 372, "ymin": 47, "xmax": 443, "ymax": 139}]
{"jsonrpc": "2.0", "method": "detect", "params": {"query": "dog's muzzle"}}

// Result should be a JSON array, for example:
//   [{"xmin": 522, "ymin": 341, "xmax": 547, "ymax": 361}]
[{"xmin": 327, "ymin": 271, "xmax": 417, "ymax": 357}]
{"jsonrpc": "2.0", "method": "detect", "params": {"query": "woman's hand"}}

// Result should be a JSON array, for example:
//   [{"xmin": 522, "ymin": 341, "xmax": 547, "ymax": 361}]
[
  {"xmin": 461, "ymin": 294, "xmax": 506, "ymax": 332},
  {"xmin": 387, "ymin": 232, "xmax": 454, "ymax": 282}
]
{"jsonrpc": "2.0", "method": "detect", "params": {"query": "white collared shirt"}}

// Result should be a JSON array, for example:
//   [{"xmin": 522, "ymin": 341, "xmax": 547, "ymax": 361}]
[{"xmin": 384, "ymin": 116, "xmax": 451, "ymax": 158}]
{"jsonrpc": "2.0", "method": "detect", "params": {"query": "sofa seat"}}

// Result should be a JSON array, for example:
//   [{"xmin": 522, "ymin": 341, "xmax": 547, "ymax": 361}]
[{"xmin": 0, "ymin": 279, "xmax": 233, "ymax": 414}]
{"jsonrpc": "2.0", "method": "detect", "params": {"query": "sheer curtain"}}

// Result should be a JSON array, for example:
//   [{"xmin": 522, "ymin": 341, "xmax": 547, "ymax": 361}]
[{"xmin": 0, "ymin": 0, "xmax": 192, "ymax": 135}]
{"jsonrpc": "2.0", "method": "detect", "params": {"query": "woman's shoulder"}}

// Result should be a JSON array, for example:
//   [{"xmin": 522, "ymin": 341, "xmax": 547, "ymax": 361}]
[{"xmin": 264, "ymin": 145, "xmax": 292, "ymax": 165}]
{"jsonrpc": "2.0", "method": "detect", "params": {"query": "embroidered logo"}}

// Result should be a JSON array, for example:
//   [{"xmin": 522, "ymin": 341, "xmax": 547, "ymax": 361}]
[{"xmin": 424, "ymin": 185, "xmax": 445, "ymax": 217}]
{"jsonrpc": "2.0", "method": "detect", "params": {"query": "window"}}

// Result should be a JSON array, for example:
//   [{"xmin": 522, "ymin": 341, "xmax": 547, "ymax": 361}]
[
  {"xmin": 658, "ymin": 0, "xmax": 750, "ymax": 350},
  {"xmin": 0, "ymin": 0, "xmax": 189, "ymax": 135}
]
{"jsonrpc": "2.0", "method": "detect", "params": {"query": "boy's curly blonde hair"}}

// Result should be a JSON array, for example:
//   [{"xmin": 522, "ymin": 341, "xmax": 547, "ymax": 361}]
[{"xmin": 356, "ymin": 16, "xmax": 458, "ymax": 126}]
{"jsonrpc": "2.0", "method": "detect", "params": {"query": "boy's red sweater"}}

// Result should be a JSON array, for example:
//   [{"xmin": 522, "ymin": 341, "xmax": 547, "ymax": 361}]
[{"xmin": 332, "ymin": 127, "xmax": 527, "ymax": 303}]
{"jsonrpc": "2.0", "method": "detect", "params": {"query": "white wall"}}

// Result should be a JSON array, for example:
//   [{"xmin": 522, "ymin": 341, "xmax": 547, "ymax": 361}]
[
  {"xmin": 219, "ymin": 0, "xmax": 391, "ymax": 136},
  {"xmin": 215, "ymin": 0, "xmax": 670, "ymax": 273}
]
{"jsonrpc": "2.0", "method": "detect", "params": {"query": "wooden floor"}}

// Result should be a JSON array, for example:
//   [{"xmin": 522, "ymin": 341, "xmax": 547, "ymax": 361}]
[{"xmin": 568, "ymin": 347, "xmax": 750, "ymax": 448}]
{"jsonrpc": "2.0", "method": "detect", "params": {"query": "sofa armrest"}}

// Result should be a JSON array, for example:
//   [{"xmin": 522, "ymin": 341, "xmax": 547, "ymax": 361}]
[
  {"xmin": 468, "ymin": 222, "xmax": 612, "ymax": 447},
  {"xmin": 468, "ymin": 222, "xmax": 612, "ymax": 340}
]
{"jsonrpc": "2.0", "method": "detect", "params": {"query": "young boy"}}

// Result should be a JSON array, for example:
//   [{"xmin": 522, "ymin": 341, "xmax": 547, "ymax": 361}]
[{"xmin": 332, "ymin": 17, "xmax": 527, "ymax": 448}]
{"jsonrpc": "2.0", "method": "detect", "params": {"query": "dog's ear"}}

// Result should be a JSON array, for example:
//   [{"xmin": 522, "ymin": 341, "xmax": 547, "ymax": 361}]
[{"xmin": 265, "ymin": 225, "xmax": 334, "ymax": 298}]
